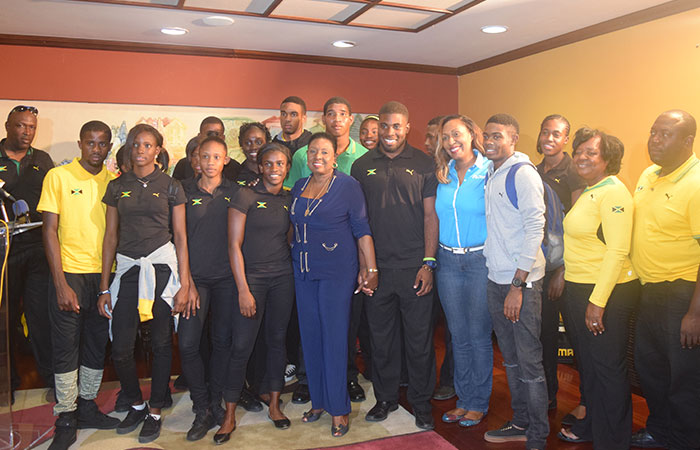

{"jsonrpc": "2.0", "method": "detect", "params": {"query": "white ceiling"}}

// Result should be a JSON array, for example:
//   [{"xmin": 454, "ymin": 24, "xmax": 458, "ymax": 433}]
[{"xmin": 0, "ymin": 0, "xmax": 678, "ymax": 68}]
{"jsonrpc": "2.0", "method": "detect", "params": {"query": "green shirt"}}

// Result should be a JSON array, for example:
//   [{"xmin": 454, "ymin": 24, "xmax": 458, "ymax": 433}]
[{"xmin": 284, "ymin": 138, "xmax": 368, "ymax": 189}]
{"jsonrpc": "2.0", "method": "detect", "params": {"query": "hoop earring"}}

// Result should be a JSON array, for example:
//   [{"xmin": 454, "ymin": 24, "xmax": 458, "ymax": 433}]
[{"xmin": 333, "ymin": 162, "xmax": 338, "ymax": 169}]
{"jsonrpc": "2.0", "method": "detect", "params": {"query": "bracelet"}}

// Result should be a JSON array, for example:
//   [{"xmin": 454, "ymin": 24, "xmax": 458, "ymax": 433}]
[
  {"xmin": 421, "ymin": 264, "xmax": 434, "ymax": 273},
  {"xmin": 422, "ymin": 257, "xmax": 436, "ymax": 262},
  {"xmin": 367, "ymin": 268, "xmax": 379, "ymax": 273},
  {"xmin": 97, "ymin": 289, "xmax": 110, "ymax": 297}
]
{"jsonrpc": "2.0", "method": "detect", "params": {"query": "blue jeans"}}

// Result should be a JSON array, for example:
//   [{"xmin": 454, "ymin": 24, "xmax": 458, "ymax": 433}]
[
  {"xmin": 436, "ymin": 247, "xmax": 492, "ymax": 412},
  {"xmin": 487, "ymin": 279, "xmax": 548, "ymax": 450}
]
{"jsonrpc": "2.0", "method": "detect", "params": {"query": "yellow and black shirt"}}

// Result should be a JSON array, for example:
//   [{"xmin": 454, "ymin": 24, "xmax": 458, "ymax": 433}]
[
  {"xmin": 38, "ymin": 158, "xmax": 115, "ymax": 273},
  {"xmin": 563, "ymin": 175, "xmax": 636, "ymax": 307},
  {"xmin": 102, "ymin": 167, "xmax": 185, "ymax": 259},
  {"xmin": 631, "ymin": 154, "xmax": 700, "ymax": 284}
]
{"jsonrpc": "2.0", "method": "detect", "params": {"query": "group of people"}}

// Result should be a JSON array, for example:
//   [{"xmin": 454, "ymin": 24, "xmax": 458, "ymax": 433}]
[{"xmin": 0, "ymin": 98, "xmax": 697, "ymax": 450}]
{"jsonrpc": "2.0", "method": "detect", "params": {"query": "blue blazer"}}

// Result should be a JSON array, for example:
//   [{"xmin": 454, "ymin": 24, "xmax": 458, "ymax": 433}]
[{"xmin": 290, "ymin": 171, "xmax": 371, "ymax": 280}]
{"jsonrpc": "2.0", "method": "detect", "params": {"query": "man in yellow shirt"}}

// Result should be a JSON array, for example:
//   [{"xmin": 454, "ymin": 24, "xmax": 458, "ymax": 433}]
[
  {"xmin": 38, "ymin": 121, "xmax": 119, "ymax": 450},
  {"xmin": 630, "ymin": 110, "xmax": 700, "ymax": 450}
]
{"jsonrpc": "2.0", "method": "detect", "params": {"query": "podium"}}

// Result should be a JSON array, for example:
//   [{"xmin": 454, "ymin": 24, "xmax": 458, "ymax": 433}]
[{"xmin": 0, "ymin": 221, "xmax": 45, "ymax": 450}]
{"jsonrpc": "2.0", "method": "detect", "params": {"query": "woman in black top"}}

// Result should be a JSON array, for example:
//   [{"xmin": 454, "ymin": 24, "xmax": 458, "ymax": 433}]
[
  {"xmin": 211, "ymin": 143, "xmax": 294, "ymax": 443},
  {"xmin": 179, "ymin": 136, "xmax": 238, "ymax": 441},
  {"xmin": 98, "ymin": 124, "xmax": 195, "ymax": 444},
  {"xmin": 236, "ymin": 122, "xmax": 271, "ymax": 185}
]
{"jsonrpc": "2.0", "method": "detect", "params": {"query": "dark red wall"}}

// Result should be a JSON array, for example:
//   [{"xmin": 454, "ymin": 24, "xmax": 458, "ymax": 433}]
[{"xmin": 0, "ymin": 45, "xmax": 458, "ymax": 148}]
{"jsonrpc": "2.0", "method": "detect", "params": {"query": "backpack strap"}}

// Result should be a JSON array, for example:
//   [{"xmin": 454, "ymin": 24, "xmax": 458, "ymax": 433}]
[{"xmin": 504, "ymin": 161, "xmax": 534, "ymax": 209}]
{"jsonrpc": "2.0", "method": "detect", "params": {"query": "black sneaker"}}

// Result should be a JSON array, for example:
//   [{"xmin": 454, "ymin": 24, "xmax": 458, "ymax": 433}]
[
  {"xmin": 116, "ymin": 406, "xmax": 148, "ymax": 434},
  {"xmin": 186, "ymin": 410, "xmax": 216, "ymax": 441},
  {"xmin": 48, "ymin": 411, "xmax": 77, "ymax": 450},
  {"xmin": 484, "ymin": 421, "xmax": 527, "ymax": 443},
  {"xmin": 292, "ymin": 384, "xmax": 310, "ymax": 404},
  {"xmin": 238, "ymin": 389, "xmax": 263, "ymax": 412},
  {"xmin": 77, "ymin": 397, "xmax": 120, "ymax": 430},
  {"xmin": 138, "ymin": 414, "xmax": 162, "ymax": 444}
]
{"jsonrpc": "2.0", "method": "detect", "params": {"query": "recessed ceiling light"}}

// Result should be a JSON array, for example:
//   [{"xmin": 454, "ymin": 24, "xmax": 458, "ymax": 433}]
[
  {"xmin": 203, "ymin": 16, "xmax": 234, "ymax": 27},
  {"xmin": 481, "ymin": 25, "xmax": 508, "ymax": 34},
  {"xmin": 161, "ymin": 27, "xmax": 189, "ymax": 36},
  {"xmin": 332, "ymin": 40, "xmax": 356, "ymax": 48}
]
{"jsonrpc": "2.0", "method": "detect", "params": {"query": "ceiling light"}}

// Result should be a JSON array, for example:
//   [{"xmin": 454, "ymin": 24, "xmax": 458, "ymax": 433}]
[
  {"xmin": 332, "ymin": 40, "xmax": 356, "ymax": 48},
  {"xmin": 203, "ymin": 16, "xmax": 234, "ymax": 27},
  {"xmin": 481, "ymin": 25, "xmax": 508, "ymax": 34},
  {"xmin": 160, "ymin": 27, "xmax": 188, "ymax": 36}
]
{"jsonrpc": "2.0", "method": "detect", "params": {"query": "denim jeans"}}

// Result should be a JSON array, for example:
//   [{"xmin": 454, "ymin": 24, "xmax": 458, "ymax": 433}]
[
  {"xmin": 487, "ymin": 279, "xmax": 548, "ymax": 450},
  {"xmin": 436, "ymin": 247, "xmax": 492, "ymax": 412}
]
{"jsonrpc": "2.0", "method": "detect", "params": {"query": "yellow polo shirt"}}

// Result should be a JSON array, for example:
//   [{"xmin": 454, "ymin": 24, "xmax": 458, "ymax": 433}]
[
  {"xmin": 563, "ymin": 176, "xmax": 636, "ymax": 307},
  {"xmin": 631, "ymin": 154, "xmax": 700, "ymax": 284},
  {"xmin": 37, "ymin": 158, "xmax": 115, "ymax": 273}
]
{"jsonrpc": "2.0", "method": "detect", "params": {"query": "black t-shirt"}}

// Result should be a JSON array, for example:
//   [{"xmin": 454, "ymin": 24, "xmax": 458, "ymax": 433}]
[
  {"xmin": 103, "ymin": 167, "xmax": 186, "ymax": 258},
  {"xmin": 183, "ymin": 177, "xmax": 237, "ymax": 281},
  {"xmin": 235, "ymin": 165, "xmax": 260, "ymax": 187},
  {"xmin": 272, "ymin": 130, "xmax": 312, "ymax": 155},
  {"xmin": 229, "ymin": 183, "xmax": 292, "ymax": 276},
  {"xmin": 0, "ymin": 139, "xmax": 54, "ymax": 247},
  {"xmin": 351, "ymin": 144, "xmax": 437, "ymax": 269},
  {"xmin": 172, "ymin": 157, "xmax": 242, "ymax": 182},
  {"xmin": 536, "ymin": 152, "xmax": 586, "ymax": 213}
]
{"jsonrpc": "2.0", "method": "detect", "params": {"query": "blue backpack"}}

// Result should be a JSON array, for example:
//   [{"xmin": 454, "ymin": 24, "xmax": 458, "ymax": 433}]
[{"xmin": 497, "ymin": 162, "xmax": 565, "ymax": 271}]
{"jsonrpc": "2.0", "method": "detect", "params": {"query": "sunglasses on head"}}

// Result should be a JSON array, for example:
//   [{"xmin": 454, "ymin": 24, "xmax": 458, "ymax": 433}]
[{"xmin": 9, "ymin": 105, "xmax": 39, "ymax": 118}]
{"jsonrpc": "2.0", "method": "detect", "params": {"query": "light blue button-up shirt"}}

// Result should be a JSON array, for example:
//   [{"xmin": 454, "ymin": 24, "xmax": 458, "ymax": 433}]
[{"xmin": 435, "ymin": 151, "xmax": 490, "ymax": 248}]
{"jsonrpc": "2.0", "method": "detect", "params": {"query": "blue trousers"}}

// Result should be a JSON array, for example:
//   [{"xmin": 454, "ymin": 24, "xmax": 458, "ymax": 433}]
[
  {"xmin": 295, "ymin": 275, "xmax": 354, "ymax": 416},
  {"xmin": 436, "ymin": 248, "xmax": 492, "ymax": 413}
]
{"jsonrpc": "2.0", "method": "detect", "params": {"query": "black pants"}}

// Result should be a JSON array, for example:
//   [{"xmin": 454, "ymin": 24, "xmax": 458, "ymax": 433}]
[
  {"xmin": 433, "ymin": 291, "xmax": 454, "ymax": 388},
  {"xmin": 567, "ymin": 280, "xmax": 639, "ymax": 449},
  {"xmin": 347, "ymin": 291, "xmax": 372, "ymax": 383},
  {"xmin": 211, "ymin": 272, "xmax": 294, "ymax": 403},
  {"xmin": 540, "ymin": 270, "xmax": 560, "ymax": 403},
  {"xmin": 8, "ymin": 243, "xmax": 53, "ymax": 387},
  {"xmin": 177, "ymin": 276, "xmax": 218, "ymax": 413},
  {"xmin": 636, "ymin": 280, "xmax": 700, "ymax": 450},
  {"xmin": 49, "ymin": 273, "xmax": 109, "ymax": 374},
  {"xmin": 111, "ymin": 265, "xmax": 173, "ymax": 408},
  {"xmin": 366, "ymin": 267, "xmax": 436, "ymax": 414}
]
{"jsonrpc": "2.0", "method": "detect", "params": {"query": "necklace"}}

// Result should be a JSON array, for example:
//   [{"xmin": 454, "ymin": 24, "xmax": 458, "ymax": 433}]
[
  {"xmin": 136, "ymin": 177, "xmax": 150, "ymax": 188},
  {"xmin": 304, "ymin": 175, "xmax": 334, "ymax": 217}
]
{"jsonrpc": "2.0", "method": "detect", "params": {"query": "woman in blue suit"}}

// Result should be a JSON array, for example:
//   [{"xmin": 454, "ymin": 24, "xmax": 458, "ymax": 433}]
[{"xmin": 290, "ymin": 132, "xmax": 378, "ymax": 437}]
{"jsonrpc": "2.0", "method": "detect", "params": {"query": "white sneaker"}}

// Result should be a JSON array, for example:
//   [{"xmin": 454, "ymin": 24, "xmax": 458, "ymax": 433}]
[{"xmin": 284, "ymin": 364, "xmax": 297, "ymax": 383}]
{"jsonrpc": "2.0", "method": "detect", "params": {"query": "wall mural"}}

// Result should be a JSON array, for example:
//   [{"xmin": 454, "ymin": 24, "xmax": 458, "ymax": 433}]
[{"xmin": 0, "ymin": 100, "xmax": 371, "ymax": 174}]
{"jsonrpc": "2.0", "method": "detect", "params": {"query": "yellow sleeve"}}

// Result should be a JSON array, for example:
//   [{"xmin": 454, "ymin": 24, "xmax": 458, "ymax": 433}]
[
  {"xmin": 37, "ymin": 168, "xmax": 61, "ymax": 214},
  {"xmin": 588, "ymin": 185, "xmax": 634, "ymax": 308}
]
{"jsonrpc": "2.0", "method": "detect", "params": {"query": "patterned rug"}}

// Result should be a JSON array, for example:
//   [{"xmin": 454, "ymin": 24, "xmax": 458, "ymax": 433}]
[{"xmin": 13, "ymin": 377, "xmax": 433, "ymax": 449}]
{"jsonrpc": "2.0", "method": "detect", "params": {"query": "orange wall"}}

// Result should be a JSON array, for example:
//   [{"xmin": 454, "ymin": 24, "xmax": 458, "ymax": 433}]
[
  {"xmin": 0, "ymin": 45, "xmax": 458, "ymax": 149},
  {"xmin": 458, "ymin": 8, "xmax": 700, "ymax": 189}
]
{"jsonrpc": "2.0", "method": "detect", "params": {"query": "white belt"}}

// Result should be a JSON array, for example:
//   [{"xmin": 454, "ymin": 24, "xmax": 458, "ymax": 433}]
[{"xmin": 439, "ymin": 243, "xmax": 484, "ymax": 254}]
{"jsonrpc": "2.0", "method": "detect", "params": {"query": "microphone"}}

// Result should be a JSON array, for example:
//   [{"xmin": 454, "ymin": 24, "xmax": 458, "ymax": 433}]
[
  {"xmin": 12, "ymin": 200, "xmax": 30, "ymax": 223},
  {"xmin": 0, "ymin": 180, "xmax": 17, "ymax": 203}
]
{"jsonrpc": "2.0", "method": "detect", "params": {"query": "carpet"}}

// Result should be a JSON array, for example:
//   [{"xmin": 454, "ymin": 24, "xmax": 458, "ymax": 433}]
[
  {"xmin": 312, "ymin": 431, "xmax": 457, "ymax": 450},
  {"xmin": 15, "ymin": 377, "xmax": 431, "ymax": 449}
]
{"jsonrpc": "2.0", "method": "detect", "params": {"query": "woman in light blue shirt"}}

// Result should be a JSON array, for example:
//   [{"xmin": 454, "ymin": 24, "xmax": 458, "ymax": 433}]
[{"xmin": 434, "ymin": 115, "xmax": 492, "ymax": 428}]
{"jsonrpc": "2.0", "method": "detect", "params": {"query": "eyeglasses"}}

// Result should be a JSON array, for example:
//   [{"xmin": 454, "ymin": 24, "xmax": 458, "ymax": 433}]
[{"xmin": 9, "ymin": 105, "xmax": 39, "ymax": 119}]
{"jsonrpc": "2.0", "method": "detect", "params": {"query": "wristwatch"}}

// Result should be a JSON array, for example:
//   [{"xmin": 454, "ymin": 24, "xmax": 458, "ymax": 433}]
[
  {"xmin": 423, "ymin": 259, "xmax": 438, "ymax": 271},
  {"xmin": 511, "ymin": 278, "xmax": 524, "ymax": 288}
]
